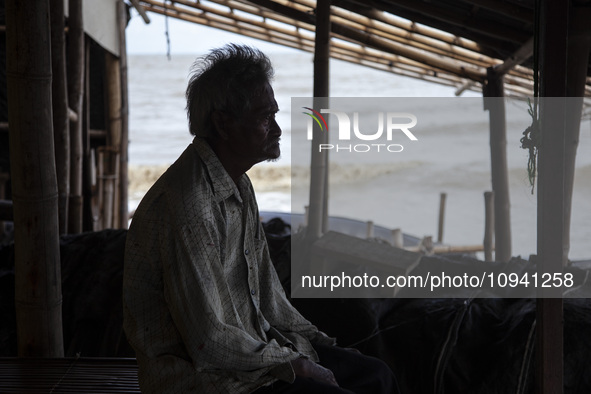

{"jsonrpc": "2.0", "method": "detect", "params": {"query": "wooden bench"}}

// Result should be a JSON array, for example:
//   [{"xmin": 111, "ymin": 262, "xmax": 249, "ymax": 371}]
[{"xmin": 0, "ymin": 357, "xmax": 139, "ymax": 393}]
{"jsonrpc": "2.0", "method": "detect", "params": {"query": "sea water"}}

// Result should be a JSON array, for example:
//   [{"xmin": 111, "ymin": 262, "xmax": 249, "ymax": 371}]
[{"xmin": 128, "ymin": 52, "xmax": 591, "ymax": 261}]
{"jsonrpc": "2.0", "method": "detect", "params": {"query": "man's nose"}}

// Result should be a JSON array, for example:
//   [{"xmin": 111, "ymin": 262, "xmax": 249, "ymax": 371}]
[{"xmin": 272, "ymin": 119, "xmax": 282, "ymax": 136}]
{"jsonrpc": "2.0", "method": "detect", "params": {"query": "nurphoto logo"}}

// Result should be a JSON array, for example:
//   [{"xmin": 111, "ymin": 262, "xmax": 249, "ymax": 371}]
[{"xmin": 302, "ymin": 107, "xmax": 418, "ymax": 153}]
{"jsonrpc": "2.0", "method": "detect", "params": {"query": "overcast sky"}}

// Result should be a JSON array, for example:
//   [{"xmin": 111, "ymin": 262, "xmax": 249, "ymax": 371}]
[{"xmin": 126, "ymin": 10, "xmax": 297, "ymax": 55}]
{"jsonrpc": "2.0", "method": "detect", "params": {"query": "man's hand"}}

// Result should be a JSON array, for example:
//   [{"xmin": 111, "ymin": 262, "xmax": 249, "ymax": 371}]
[{"xmin": 290, "ymin": 357, "xmax": 339, "ymax": 387}]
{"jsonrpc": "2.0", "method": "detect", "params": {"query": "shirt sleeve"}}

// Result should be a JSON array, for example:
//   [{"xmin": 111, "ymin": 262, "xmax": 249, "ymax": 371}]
[{"xmin": 255, "ymin": 220, "xmax": 337, "ymax": 355}]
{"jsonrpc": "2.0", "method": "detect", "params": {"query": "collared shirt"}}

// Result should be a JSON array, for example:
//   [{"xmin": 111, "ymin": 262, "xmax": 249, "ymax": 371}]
[{"xmin": 123, "ymin": 137, "xmax": 334, "ymax": 393}]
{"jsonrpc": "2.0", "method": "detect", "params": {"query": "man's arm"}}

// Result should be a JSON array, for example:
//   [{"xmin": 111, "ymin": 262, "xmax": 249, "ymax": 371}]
[{"xmin": 291, "ymin": 357, "xmax": 339, "ymax": 387}]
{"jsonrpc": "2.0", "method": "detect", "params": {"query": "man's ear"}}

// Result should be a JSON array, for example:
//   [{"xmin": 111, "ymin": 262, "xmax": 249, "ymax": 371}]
[{"xmin": 211, "ymin": 110, "xmax": 230, "ymax": 140}]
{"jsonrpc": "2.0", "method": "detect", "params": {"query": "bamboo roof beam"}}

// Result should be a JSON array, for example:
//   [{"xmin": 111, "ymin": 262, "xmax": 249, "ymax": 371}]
[
  {"xmin": 455, "ymin": 80, "xmax": 476, "ymax": 96},
  {"xmin": 331, "ymin": 0, "xmax": 517, "ymax": 55},
  {"xmin": 142, "ymin": 4, "xmax": 450, "ymax": 83},
  {"xmin": 140, "ymin": 0, "xmax": 590, "ymax": 98},
  {"xmin": 130, "ymin": 0, "xmax": 151, "ymax": 24},
  {"xmin": 284, "ymin": 0, "xmax": 535, "ymax": 81},
  {"xmin": 468, "ymin": 0, "xmax": 533, "ymax": 25},
  {"xmin": 141, "ymin": 4, "xmax": 316, "ymax": 50},
  {"xmin": 142, "ymin": 2, "xmax": 484, "ymax": 95},
  {"xmin": 142, "ymin": 1, "xmax": 541, "ymax": 93},
  {"xmin": 141, "ymin": 0, "xmax": 576, "ymax": 98},
  {"xmin": 493, "ymin": 37, "xmax": 534, "ymax": 76},
  {"xmin": 289, "ymin": 0, "xmax": 484, "ymax": 53},
  {"xmin": 362, "ymin": 0, "xmax": 530, "ymax": 44},
  {"xmin": 330, "ymin": 39, "xmax": 482, "ymax": 87},
  {"xmin": 243, "ymin": 0, "xmax": 487, "ymax": 81},
  {"xmin": 212, "ymin": 0, "xmax": 501, "ymax": 78},
  {"xmin": 142, "ymin": 0, "xmax": 538, "ymax": 86},
  {"xmin": 286, "ymin": 0, "xmax": 494, "ymax": 65},
  {"xmin": 141, "ymin": 0, "xmax": 312, "ymax": 43}
]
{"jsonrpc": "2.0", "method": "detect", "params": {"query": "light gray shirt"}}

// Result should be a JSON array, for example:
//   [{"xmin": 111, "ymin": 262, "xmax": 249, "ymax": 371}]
[{"xmin": 123, "ymin": 137, "xmax": 333, "ymax": 393}]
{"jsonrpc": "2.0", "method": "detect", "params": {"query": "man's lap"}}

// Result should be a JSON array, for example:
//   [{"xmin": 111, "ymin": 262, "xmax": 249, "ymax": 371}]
[{"xmin": 254, "ymin": 344, "xmax": 398, "ymax": 394}]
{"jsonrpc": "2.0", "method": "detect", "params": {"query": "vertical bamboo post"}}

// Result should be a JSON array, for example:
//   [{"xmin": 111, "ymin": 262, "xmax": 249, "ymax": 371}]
[
  {"xmin": 437, "ymin": 192, "xmax": 447, "ymax": 243},
  {"xmin": 97, "ymin": 148, "xmax": 105, "ymax": 230},
  {"xmin": 118, "ymin": 0, "xmax": 130, "ymax": 229},
  {"xmin": 105, "ymin": 52, "xmax": 122, "ymax": 228},
  {"xmin": 98, "ymin": 147, "xmax": 118, "ymax": 229},
  {"xmin": 562, "ymin": 4, "xmax": 591, "ymax": 263},
  {"xmin": 307, "ymin": 0, "xmax": 331, "ymax": 240},
  {"xmin": 366, "ymin": 221, "xmax": 374, "ymax": 239},
  {"xmin": 391, "ymin": 228, "xmax": 403, "ymax": 248},
  {"xmin": 90, "ymin": 148, "xmax": 99, "ymax": 230},
  {"xmin": 536, "ymin": 0, "xmax": 569, "ymax": 392},
  {"xmin": 50, "ymin": 0, "xmax": 69, "ymax": 235},
  {"xmin": 483, "ymin": 191, "xmax": 494, "ymax": 262},
  {"xmin": 484, "ymin": 67, "xmax": 511, "ymax": 262},
  {"xmin": 67, "ymin": 0, "xmax": 84, "ymax": 234},
  {"xmin": 6, "ymin": 0, "xmax": 64, "ymax": 357},
  {"xmin": 82, "ymin": 39, "xmax": 93, "ymax": 232},
  {"xmin": 0, "ymin": 172, "xmax": 9, "ymax": 234}
]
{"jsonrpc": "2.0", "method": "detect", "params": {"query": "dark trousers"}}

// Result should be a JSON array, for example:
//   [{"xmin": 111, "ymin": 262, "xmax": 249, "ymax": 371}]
[{"xmin": 254, "ymin": 344, "xmax": 399, "ymax": 394}]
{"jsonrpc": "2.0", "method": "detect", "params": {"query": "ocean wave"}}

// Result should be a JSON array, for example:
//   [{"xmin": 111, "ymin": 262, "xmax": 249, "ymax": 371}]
[{"xmin": 128, "ymin": 161, "xmax": 425, "ymax": 196}]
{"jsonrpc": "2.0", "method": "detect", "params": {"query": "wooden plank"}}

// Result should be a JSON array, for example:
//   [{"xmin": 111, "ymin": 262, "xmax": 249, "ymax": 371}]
[{"xmin": 0, "ymin": 358, "xmax": 139, "ymax": 393}]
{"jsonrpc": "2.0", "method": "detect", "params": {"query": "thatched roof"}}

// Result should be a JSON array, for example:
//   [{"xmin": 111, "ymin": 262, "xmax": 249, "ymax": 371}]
[{"xmin": 134, "ymin": 0, "xmax": 591, "ymax": 98}]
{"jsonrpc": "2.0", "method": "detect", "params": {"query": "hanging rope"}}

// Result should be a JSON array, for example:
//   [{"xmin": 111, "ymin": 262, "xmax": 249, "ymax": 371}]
[
  {"xmin": 519, "ymin": 0, "xmax": 541, "ymax": 194},
  {"xmin": 164, "ymin": 0, "xmax": 172, "ymax": 60}
]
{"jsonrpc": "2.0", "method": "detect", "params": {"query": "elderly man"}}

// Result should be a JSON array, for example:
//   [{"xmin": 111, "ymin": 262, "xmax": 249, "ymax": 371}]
[{"xmin": 123, "ymin": 44, "xmax": 397, "ymax": 393}]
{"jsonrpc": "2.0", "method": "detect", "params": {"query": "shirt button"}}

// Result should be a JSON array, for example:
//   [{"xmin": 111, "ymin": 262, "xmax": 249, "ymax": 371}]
[
  {"xmin": 251, "ymin": 289, "xmax": 256, "ymax": 295},
  {"xmin": 245, "ymin": 249, "xmax": 250, "ymax": 255}
]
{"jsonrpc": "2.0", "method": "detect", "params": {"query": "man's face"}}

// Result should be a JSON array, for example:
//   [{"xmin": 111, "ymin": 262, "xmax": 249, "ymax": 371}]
[{"xmin": 224, "ymin": 82, "xmax": 282, "ymax": 166}]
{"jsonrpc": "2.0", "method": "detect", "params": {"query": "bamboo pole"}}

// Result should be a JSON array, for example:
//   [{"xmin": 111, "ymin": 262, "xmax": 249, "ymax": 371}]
[
  {"xmin": 437, "ymin": 192, "xmax": 447, "ymax": 243},
  {"xmin": 284, "ymin": 0, "xmax": 484, "ymax": 52},
  {"xmin": 483, "ymin": 191, "xmax": 494, "ymax": 262},
  {"xmin": 0, "ymin": 172, "xmax": 10, "ymax": 240},
  {"xmin": 130, "ymin": 0, "xmax": 151, "ymax": 23},
  {"xmin": 82, "ymin": 38, "xmax": 93, "ymax": 232},
  {"xmin": 50, "ymin": 0, "xmax": 70, "ymax": 235},
  {"xmin": 366, "ymin": 221, "xmax": 374, "ymax": 239},
  {"xmin": 484, "ymin": 67, "xmax": 511, "ymax": 263},
  {"xmin": 97, "ymin": 149, "xmax": 105, "ymax": 230},
  {"xmin": 105, "ymin": 52, "xmax": 122, "ymax": 228},
  {"xmin": 536, "ymin": 0, "xmax": 569, "ymax": 392},
  {"xmin": 118, "ymin": 0, "xmax": 130, "ymax": 229},
  {"xmin": 67, "ymin": 0, "xmax": 84, "ymax": 234},
  {"xmin": 391, "ymin": 229, "xmax": 403, "ymax": 248},
  {"xmin": 6, "ymin": 0, "xmax": 64, "ymax": 357},
  {"xmin": 406, "ymin": 243, "xmax": 485, "ymax": 254},
  {"xmin": 562, "ymin": 4, "xmax": 591, "ymax": 264},
  {"xmin": 307, "ymin": 0, "xmax": 331, "ymax": 240},
  {"xmin": 98, "ymin": 147, "xmax": 118, "ymax": 229},
  {"xmin": 369, "ymin": 0, "xmax": 529, "ymax": 44}
]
